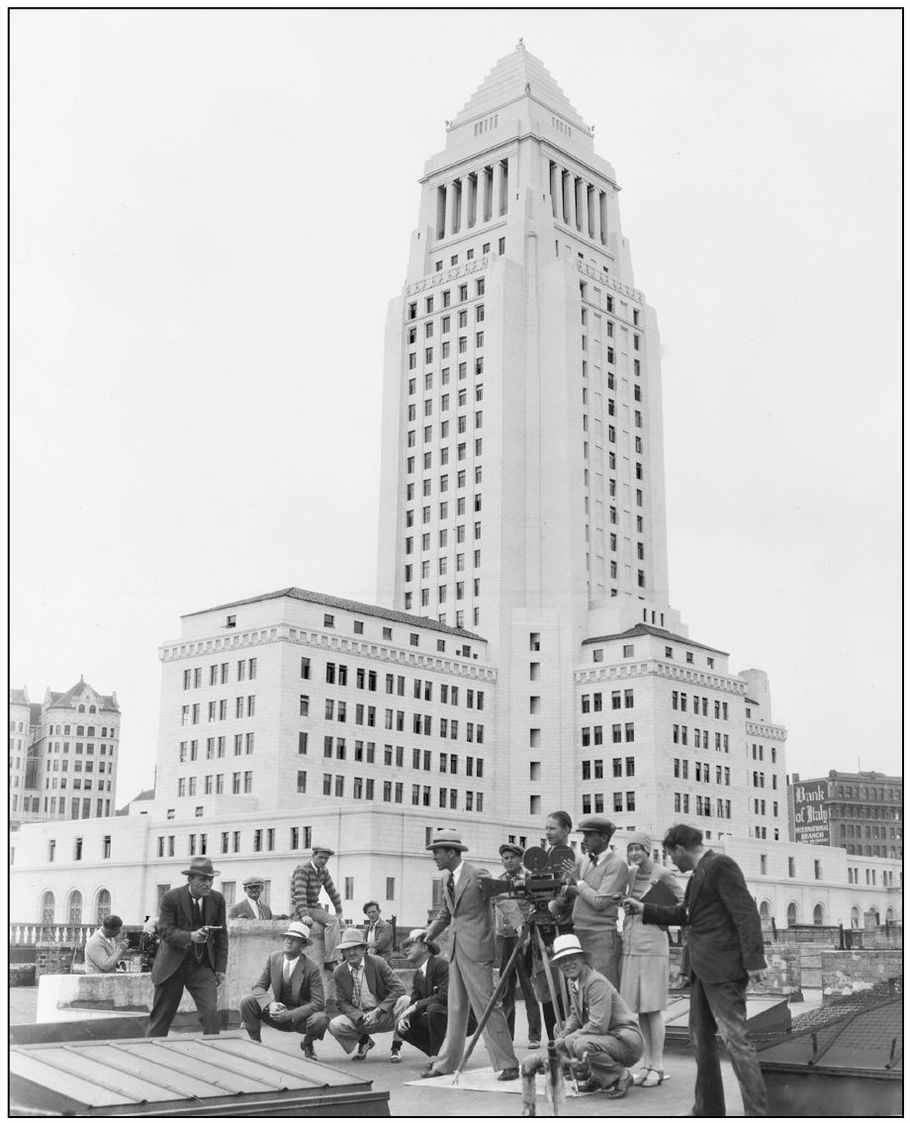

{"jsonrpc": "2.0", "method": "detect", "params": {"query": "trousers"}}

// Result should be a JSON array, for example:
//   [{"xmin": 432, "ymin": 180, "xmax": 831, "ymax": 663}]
[
  {"xmin": 500, "ymin": 935, "xmax": 542, "ymax": 1041},
  {"xmin": 147, "ymin": 956, "xmax": 219, "ymax": 1037},
  {"xmin": 318, "ymin": 996, "xmax": 410, "ymax": 1053},
  {"xmin": 432, "ymin": 951, "xmax": 518, "ymax": 1074},
  {"xmin": 239, "ymin": 995, "xmax": 326, "ymax": 1042},
  {"xmin": 297, "ymin": 905, "xmax": 342, "ymax": 962},
  {"xmin": 564, "ymin": 1025, "xmax": 643, "ymax": 1084},
  {"xmin": 689, "ymin": 972, "xmax": 768, "ymax": 1117},
  {"xmin": 575, "ymin": 926, "xmax": 622, "ymax": 988},
  {"xmin": 397, "ymin": 1001, "xmax": 449, "ymax": 1057}
]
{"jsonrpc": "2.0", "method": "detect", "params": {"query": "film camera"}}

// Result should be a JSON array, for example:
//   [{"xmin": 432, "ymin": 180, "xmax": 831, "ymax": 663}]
[{"xmin": 480, "ymin": 845, "xmax": 576, "ymax": 927}]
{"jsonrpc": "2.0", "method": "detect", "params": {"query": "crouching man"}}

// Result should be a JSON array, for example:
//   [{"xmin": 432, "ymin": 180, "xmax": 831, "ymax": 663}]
[
  {"xmin": 391, "ymin": 929, "xmax": 449, "ymax": 1066},
  {"xmin": 239, "ymin": 921, "xmax": 326, "ymax": 1059},
  {"xmin": 316, "ymin": 927, "xmax": 408, "ymax": 1060},
  {"xmin": 551, "ymin": 934, "xmax": 643, "ymax": 1099}
]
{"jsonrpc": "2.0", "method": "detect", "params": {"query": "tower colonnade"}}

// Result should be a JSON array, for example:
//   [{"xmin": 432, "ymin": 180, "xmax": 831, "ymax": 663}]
[
  {"xmin": 435, "ymin": 159, "xmax": 511, "ymax": 239},
  {"xmin": 549, "ymin": 160, "xmax": 608, "ymax": 244}
]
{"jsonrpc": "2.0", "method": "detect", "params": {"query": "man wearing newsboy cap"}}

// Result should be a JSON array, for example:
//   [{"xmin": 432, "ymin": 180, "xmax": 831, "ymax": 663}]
[
  {"xmin": 229, "ymin": 876, "xmax": 273, "ymax": 921},
  {"xmin": 415, "ymin": 829, "xmax": 520, "ymax": 1080},
  {"xmin": 147, "ymin": 856, "xmax": 228, "ymax": 1037},
  {"xmin": 291, "ymin": 846, "xmax": 344, "ymax": 968},
  {"xmin": 239, "ymin": 921, "xmax": 326, "ymax": 1059}
]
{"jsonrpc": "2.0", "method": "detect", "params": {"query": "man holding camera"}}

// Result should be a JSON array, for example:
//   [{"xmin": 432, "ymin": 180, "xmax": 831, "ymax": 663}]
[
  {"xmin": 147, "ymin": 856, "xmax": 228, "ymax": 1037},
  {"xmin": 84, "ymin": 914, "xmax": 130, "ymax": 973}
]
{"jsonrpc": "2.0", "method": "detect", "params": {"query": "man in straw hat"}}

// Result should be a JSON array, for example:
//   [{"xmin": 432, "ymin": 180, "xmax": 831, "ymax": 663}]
[
  {"xmin": 147, "ymin": 855, "xmax": 228, "ymax": 1037},
  {"xmin": 291, "ymin": 845, "xmax": 344, "ymax": 968},
  {"xmin": 550, "ymin": 933, "xmax": 643, "ymax": 1098},
  {"xmin": 415, "ymin": 828, "xmax": 520, "ymax": 1080},
  {"xmin": 391, "ymin": 928, "xmax": 450, "ymax": 1066},
  {"xmin": 239, "ymin": 920, "xmax": 326, "ymax": 1058},
  {"xmin": 315, "ymin": 927, "xmax": 408, "ymax": 1060}
]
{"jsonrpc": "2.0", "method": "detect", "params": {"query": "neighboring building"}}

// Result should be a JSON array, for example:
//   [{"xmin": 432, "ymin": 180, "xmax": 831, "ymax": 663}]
[
  {"xmin": 9, "ymin": 678, "xmax": 121, "ymax": 825},
  {"xmin": 789, "ymin": 771, "xmax": 903, "ymax": 860},
  {"xmin": 9, "ymin": 46, "xmax": 901, "ymax": 931}
]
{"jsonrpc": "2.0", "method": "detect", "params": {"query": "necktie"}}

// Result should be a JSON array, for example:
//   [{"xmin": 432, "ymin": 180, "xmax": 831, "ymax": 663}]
[
  {"xmin": 589, "ymin": 854, "xmax": 598, "ymax": 869},
  {"xmin": 447, "ymin": 872, "xmax": 456, "ymax": 900},
  {"xmin": 283, "ymin": 958, "xmax": 293, "ymax": 984},
  {"xmin": 352, "ymin": 966, "xmax": 363, "ymax": 1008},
  {"xmin": 195, "ymin": 897, "xmax": 203, "ymax": 922}
]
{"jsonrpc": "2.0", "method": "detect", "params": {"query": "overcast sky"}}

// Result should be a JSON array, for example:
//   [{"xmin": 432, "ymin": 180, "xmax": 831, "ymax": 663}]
[{"xmin": 11, "ymin": 10, "xmax": 901, "ymax": 805}]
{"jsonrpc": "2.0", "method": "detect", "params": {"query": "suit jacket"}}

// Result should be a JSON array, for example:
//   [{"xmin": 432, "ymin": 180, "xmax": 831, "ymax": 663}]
[
  {"xmin": 409, "ymin": 955, "xmax": 449, "ymax": 1012},
  {"xmin": 251, "ymin": 950, "xmax": 325, "ymax": 1027},
  {"xmin": 363, "ymin": 917, "xmax": 394, "ymax": 962},
  {"xmin": 229, "ymin": 897, "xmax": 273, "ymax": 921},
  {"xmin": 152, "ymin": 885, "xmax": 228, "ymax": 983},
  {"xmin": 642, "ymin": 850, "xmax": 766, "ymax": 984},
  {"xmin": 333, "ymin": 953, "xmax": 406, "ymax": 1023},
  {"xmin": 424, "ymin": 860, "xmax": 497, "ymax": 963}
]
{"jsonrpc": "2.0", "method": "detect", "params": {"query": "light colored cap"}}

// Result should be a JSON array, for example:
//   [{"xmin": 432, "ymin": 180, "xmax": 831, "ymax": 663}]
[{"xmin": 281, "ymin": 921, "xmax": 313, "ymax": 945}]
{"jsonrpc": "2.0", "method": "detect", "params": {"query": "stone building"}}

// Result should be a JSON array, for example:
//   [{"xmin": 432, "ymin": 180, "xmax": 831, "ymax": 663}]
[{"xmin": 789, "ymin": 770, "xmax": 903, "ymax": 860}]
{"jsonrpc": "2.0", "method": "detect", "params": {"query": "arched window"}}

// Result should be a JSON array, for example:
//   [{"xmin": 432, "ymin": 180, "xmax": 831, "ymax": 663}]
[
  {"xmin": 759, "ymin": 900, "xmax": 771, "ymax": 921},
  {"xmin": 40, "ymin": 891, "xmax": 55, "ymax": 925},
  {"xmin": 67, "ymin": 890, "xmax": 83, "ymax": 926},
  {"xmin": 87, "ymin": 726, "xmax": 96, "ymax": 737},
  {"xmin": 76, "ymin": 726, "xmax": 85, "ymax": 736},
  {"xmin": 89, "ymin": 705, "xmax": 96, "ymax": 713},
  {"xmin": 885, "ymin": 907, "xmax": 895, "ymax": 923},
  {"xmin": 96, "ymin": 889, "xmax": 111, "ymax": 923},
  {"xmin": 786, "ymin": 901, "xmax": 798, "ymax": 926},
  {"xmin": 813, "ymin": 903, "xmax": 824, "ymax": 926},
  {"xmin": 850, "ymin": 906, "xmax": 861, "ymax": 929},
  {"xmin": 869, "ymin": 908, "xmax": 880, "ymax": 927},
  {"xmin": 78, "ymin": 705, "xmax": 85, "ymax": 713}
]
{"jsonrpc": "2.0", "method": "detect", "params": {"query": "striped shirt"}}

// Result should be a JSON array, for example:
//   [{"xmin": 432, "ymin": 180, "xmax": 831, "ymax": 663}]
[{"xmin": 292, "ymin": 861, "xmax": 342, "ymax": 914}]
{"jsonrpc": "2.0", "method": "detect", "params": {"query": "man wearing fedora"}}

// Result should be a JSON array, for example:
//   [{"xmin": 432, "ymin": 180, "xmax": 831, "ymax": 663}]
[
  {"xmin": 551, "ymin": 815, "xmax": 628, "ymax": 987},
  {"xmin": 291, "ymin": 846, "xmax": 344, "ymax": 968},
  {"xmin": 239, "ymin": 920, "xmax": 326, "ymax": 1058},
  {"xmin": 551, "ymin": 933, "xmax": 643, "ymax": 1098},
  {"xmin": 392, "ymin": 928, "xmax": 450, "ymax": 1066},
  {"xmin": 417, "ymin": 828, "xmax": 520, "ymax": 1080},
  {"xmin": 147, "ymin": 856, "xmax": 228, "ymax": 1037},
  {"xmin": 312, "ymin": 928, "xmax": 408, "ymax": 1060},
  {"xmin": 229, "ymin": 876, "xmax": 273, "ymax": 920}
]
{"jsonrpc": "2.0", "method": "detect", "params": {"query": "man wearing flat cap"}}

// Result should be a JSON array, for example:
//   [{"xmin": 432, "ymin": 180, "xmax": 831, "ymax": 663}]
[
  {"xmin": 494, "ymin": 843, "xmax": 542, "ymax": 1047},
  {"xmin": 229, "ymin": 876, "xmax": 274, "ymax": 921},
  {"xmin": 291, "ymin": 846, "xmax": 344, "ymax": 968},
  {"xmin": 391, "ymin": 929, "xmax": 450, "ymax": 1065},
  {"xmin": 147, "ymin": 856, "xmax": 228, "ymax": 1037},
  {"xmin": 415, "ymin": 828, "xmax": 520, "ymax": 1080},
  {"xmin": 239, "ymin": 920, "xmax": 326, "ymax": 1059},
  {"xmin": 551, "ymin": 815, "xmax": 628, "ymax": 987}
]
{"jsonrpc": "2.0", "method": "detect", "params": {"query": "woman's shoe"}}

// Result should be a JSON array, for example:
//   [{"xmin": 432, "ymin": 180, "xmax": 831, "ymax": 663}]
[
  {"xmin": 642, "ymin": 1068, "xmax": 668, "ymax": 1087},
  {"xmin": 632, "ymin": 1066, "xmax": 650, "ymax": 1086}
]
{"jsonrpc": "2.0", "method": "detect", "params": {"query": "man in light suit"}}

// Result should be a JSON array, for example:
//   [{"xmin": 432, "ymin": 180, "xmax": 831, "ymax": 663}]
[
  {"xmin": 229, "ymin": 876, "xmax": 274, "ymax": 920},
  {"xmin": 147, "ymin": 856, "xmax": 228, "ymax": 1037},
  {"xmin": 418, "ymin": 828, "xmax": 519, "ymax": 1080},
  {"xmin": 239, "ymin": 920, "xmax": 326, "ymax": 1058},
  {"xmin": 624, "ymin": 823, "xmax": 768, "ymax": 1117}
]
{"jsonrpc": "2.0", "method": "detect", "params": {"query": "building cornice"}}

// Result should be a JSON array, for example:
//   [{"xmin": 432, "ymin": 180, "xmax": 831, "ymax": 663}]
[
  {"xmin": 574, "ymin": 659, "xmax": 748, "ymax": 698},
  {"xmin": 745, "ymin": 719, "xmax": 788, "ymax": 741},
  {"xmin": 404, "ymin": 255, "xmax": 490, "ymax": 298}
]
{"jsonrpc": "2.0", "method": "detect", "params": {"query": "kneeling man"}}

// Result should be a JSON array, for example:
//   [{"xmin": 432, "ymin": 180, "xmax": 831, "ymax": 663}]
[
  {"xmin": 551, "ymin": 934, "xmax": 643, "ymax": 1098},
  {"xmin": 239, "ymin": 921, "xmax": 326, "ymax": 1058},
  {"xmin": 392, "ymin": 929, "xmax": 449, "ymax": 1065},
  {"xmin": 316, "ymin": 927, "xmax": 408, "ymax": 1060}
]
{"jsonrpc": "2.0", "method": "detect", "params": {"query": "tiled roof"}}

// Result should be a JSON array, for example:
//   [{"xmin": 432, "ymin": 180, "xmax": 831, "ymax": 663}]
[
  {"xmin": 44, "ymin": 680, "xmax": 119, "ymax": 713},
  {"xmin": 582, "ymin": 623, "xmax": 729, "ymax": 657},
  {"xmin": 182, "ymin": 587, "xmax": 486, "ymax": 643},
  {"xmin": 451, "ymin": 44, "xmax": 588, "ymax": 130}
]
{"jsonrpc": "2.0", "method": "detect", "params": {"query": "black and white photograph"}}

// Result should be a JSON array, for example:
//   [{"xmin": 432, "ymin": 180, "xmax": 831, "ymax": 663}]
[{"xmin": 9, "ymin": 8, "xmax": 901, "ymax": 1117}]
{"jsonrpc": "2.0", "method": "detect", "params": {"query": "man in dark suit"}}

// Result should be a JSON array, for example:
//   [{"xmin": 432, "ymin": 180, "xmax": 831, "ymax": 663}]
[
  {"xmin": 624, "ymin": 823, "xmax": 768, "ymax": 1117},
  {"xmin": 419, "ymin": 828, "xmax": 520, "ymax": 1080},
  {"xmin": 147, "ymin": 856, "xmax": 228, "ymax": 1037},
  {"xmin": 239, "ymin": 920, "xmax": 326, "ymax": 1059},
  {"xmin": 229, "ymin": 876, "xmax": 273, "ymax": 920},
  {"xmin": 310, "ymin": 928, "xmax": 408, "ymax": 1059},
  {"xmin": 391, "ymin": 928, "xmax": 450, "ymax": 1066}
]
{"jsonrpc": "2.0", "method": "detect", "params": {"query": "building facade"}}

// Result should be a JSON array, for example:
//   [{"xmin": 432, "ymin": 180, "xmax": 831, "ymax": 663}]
[
  {"xmin": 9, "ymin": 47, "xmax": 901, "ymax": 932},
  {"xmin": 789, "ymin": 771, "xmax": 903, "ymax": 860},
  {"xmin": 9, "ymin": 679, "xmax": 120, "ymax": 826}
]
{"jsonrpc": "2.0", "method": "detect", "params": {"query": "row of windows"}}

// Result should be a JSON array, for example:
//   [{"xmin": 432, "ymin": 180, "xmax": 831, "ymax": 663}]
[
  {"xmin": 827, "ymin": 804, "xmax": 901, "ymax": 821},
  {"xmin": 752, "ymin": 771, "xmax": 779, "ymax": 789},
  {"xmin": 580, "ymin": 690, "xmax": 634, "ymax": 713},
  {"xmin": 581, "ymin": 791, "xmax": 636, "ymax": 813},
  {"xmin": 183, "ymin": 659, "xmax": 257, "ymax": 690},
  {"xmin": 750, "ymin": 826, "xmax": 781, "ymax": 840},
  {"xmin": 836, "ymin": 784, "xmax": 901, "ymax": 801},
  {"xmin": 674, "ymin": 793, "xmax": 733, "ymax": 818},
  {"xmin": 178, "ymin": 735, "xmax": 254, "ymax": 762},
  {"xmin": 177, "ymin": 771, "xmax": 252, "ymax": 797},
  {"xmin": 672, "ymin": 693, "xmax": 728, "ymax": 719},
  {"xmin": 45, "ymin": 743, "xmax": 113, "ymax": 757},
  {"xmin": 300, "ymin": 734, "xmax": 485, "ymax": 776},
  {"xmin": 408, "ymin": 304, "xmax": 485, "ymax": 345},
  {"xmin": 580, "ymin": 724, "xmax": 635, "ymax": 746},
  {"xmin": 673, "ymin": 760, "xmax": 732, "ymax": 785},
  {"xmin": 45, "ymin": 758, "xmax": 112, "ymax": 773},
  {"xmin": 581, "ymin": 757, "xmax": 636, "ymax": 780},
  {"xmin": 40, "ymin": 777, "xmax": 113, "ymax": 792},
  {"xmin": 846, "ymin": 866, "xmax": 900, "ymax": 885},
  {"xmin": 839, "ymin": 822, "xmax": 902, "ymax": 839},
  {"xmin": 317, "ymin": 771, "xmax": 485, "ymax": 811},
  {"xmin": 750, "ymin": 744, "xmax": 779, "ymax": 762},
  {"xmin": 408, "ymin": 277, "xmax": 486, "ymax": 319},
  {"xmin": 44, "ymin": 724, "xmax": 116, "ymax": 738},
  {"xmin": 405, "ymin": 493, "xmax": 483, "ymax": 525},
  {"xmin": 404, "ymin": 551, "xmax": 482, "ymax": 581},
  {"xmin": 405, "ymin": 438, "xmax": 484, "ymax": 476},
  {"xmin": 673, "ymin": 726, "xmax": 730, "ymax": 752},
  {"xmin": 404, "ymin": 468, "xmax": 483, "ymax": 500},
  {"xmin": 753, "ymin": 799, "xmax": 780, "ymax": 817}
]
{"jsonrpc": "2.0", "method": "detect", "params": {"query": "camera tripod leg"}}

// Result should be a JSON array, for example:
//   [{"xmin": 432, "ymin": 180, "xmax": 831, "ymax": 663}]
[
  {"xmin": 533, "ymin": 926, "xmax": 564, "ymax": 1035},
  {"xmin": 453, "ymin": 925, "xmax": 530, "ymax": 1082}
]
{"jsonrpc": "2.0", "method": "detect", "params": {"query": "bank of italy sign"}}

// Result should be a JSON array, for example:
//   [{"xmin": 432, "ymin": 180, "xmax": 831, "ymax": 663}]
[{"xmin": 792, "ymin": 780, "xmax": 830, "ymax": 844}]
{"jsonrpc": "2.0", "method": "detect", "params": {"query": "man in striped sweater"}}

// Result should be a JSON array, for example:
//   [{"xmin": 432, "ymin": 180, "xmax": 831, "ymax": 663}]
[{"xmin": 291, "ymin": 846, "xmax": 344, "ymax": 969}]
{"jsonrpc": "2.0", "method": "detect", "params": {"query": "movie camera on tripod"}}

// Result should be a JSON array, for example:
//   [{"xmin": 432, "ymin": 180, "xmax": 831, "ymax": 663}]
[{"xmin": 479, "ymin": 844, "xmax": 576, "ymax": 923}]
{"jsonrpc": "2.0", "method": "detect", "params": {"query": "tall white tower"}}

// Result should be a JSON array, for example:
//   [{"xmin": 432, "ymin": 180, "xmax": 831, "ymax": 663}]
[{"xmin": 377, "ymin": 45, "xmax": 687, "ymax": 815}]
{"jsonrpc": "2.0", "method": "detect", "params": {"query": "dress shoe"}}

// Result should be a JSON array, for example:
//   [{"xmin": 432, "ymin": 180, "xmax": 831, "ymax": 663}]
[
  {"xmin": 354, "ymin": 1036, "xmax": 375, "ymax": 1060},
  {"xmin": 420, "ymin": 1066, "xmax": 443, "ymax": 1079},
  {"xmin": 301, "ymin": 1039, "xmax": 317, "ymax": 1060},
  {"xmin": 528, "ymin": 1037, "xmax": 541, "ymax": 1048},
  {"xmin": 390, "ymin": 1050, "xmax": 402, "ymax": 1064},
  {"xmin": 576, "ymin": 1077, "xmax": 603, "ymax": 1094},
  {"xmin": 605, "ymin": 1069, "xmax": 634, "ymax": 1099},
  {"xmin": 497, "ymin": 1067, "xmax": 520, "ymax": 1081}
]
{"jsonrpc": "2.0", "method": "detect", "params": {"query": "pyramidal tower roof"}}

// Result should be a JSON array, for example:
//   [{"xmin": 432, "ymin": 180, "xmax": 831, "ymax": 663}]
[{"xmin": 450, "ymin": 41, "xmax": 589, "ymax": 132}]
